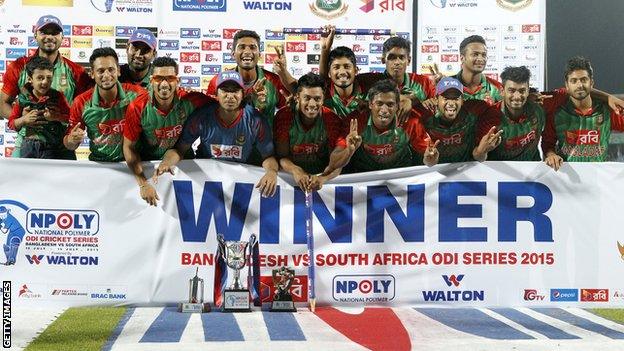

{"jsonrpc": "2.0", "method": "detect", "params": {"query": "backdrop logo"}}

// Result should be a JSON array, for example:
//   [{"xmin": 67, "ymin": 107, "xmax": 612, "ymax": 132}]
[
  {"xmin": 360, "ymin": 0, "xmax": 373, "ymax": 12},
  {"xmin": 442, "ymin": 274, "xmax": 464, "ymax": 287},
  {"xmin": 0, "ymin": 200, "xmax": 29, "ymax": 265},
  {"xmin": 116, "ymin": 26, "xmax": 135, "ymax": 37},
  {"xmin": 173, "ymin": 0, "xmax": 227, "ymax": 12},
  {"xmin": 25, "ymin": 254, "xmax": 98, "ymax": 266},
  {"xmin": 550, "ymin": 289, "xmax": 578, "ymax": 302},
  {"xmin": 180, "ymin": 28, "xmax": 201, "ymax": 38},
  {"xmin": 25, "ymin": 255, "xmax": 43, "ymax": 265},
  {"xmin": 496, "ymin": 0, "xmax": 531, "ymax": 11},
  {"xmin": 333, "ymin": 274, "xmax": 395, "ymax": 303},
  {"xmin": 91, "ymin": 0, "xmax": 114, "ymax": 11},
  {"xmin": 17, "ymin": 284, "xmax": 41, "ymax": 298},
  {"xmin": 523, "ymin": 289, "xmax": 545, "ymax": 301},
  {"xmin": 158, "ymin": 40, "xmax": 179, "ymax": 50},
  {"xmin": 580, "ymin": 289, "xmax": 608, "ymax": 302},
  {"xmin": 309, "ymin": 0, "xmax": 348, "ymax": 19},
  {"xmin": 202, "ymin": 65, "xmax": 221, "ymax": 75},
  {"xmin": 260, "ymin": 275, "xmax": 308, "ymax": 302},
  {"xmin": 180, "ymin": 76, "xmax": 201, "ymax": 87},
  {"xmin": 25, "ymin": 209, "xmax": 99, "ymax": 236},
  {"xmin": 6, "ymin": 49, "xmax": 27, "ymax": 59},
  {"xmin": 243, "ymin": 1, "xmax": 291, "ymax": 10},
  {"xmin": 429, "ymin": 0, "xmax": 447, "ymax": 8},
  {"xmin": 617, "ymin": 241, "xmax": 624, "ymax": 260},
  {"xmin": 422, "ymin": 274, "xmax": 484, "ymax": 302}
]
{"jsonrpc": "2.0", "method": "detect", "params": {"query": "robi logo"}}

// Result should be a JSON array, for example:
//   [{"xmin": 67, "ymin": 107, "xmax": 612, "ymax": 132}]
[{"xmin": 333, "ymin": 274, "xmax": 395, "ymax": 303}]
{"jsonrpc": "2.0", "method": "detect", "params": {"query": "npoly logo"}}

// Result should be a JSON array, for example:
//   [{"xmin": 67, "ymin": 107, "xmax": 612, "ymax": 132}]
[
  {"xmin": 26, "ymin": 209, "xmax": 99, "ymax": 236},
  {"xmin": 332, "ymin": 274, "xmax": 395, "ymax": 303}
]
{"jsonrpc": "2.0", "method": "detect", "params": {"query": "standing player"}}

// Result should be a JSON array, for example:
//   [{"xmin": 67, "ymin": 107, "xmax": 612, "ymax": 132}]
[
  {"xmin": 206, "ymin": 30, "xmax": 287, "ymax": 127},
  {"xmin": 359, "ymin": 36, "xmax": 437, "ymax": 114},
  {"xmin": 452, "ymin": 35, "xmax": 503, "ymax": 105},
  {"xmin": 274, "ymin": 73, "xmax": 346, "ymax": 191},
  {"xmin": 542, "ymin": 56, "xmax": 624, "ymax": 169},
  {"xmin": 8, "ymin": 57, "xmax": 71, "ymax": 158},
  {"xmin": 415, "ymin": 77, "xmax": 502, "ymax": 164},
  {"xmin": 327, "ymin": 79, "xmax": 431, "ymax": 172},
  {"xmin": 0, "ymin": 15, "xmax": 91, "ymax": 158},
  {"xmin": 64, "ymin": 48, "xmax": 145, "ymax": 161},
  {"xmin": 123, "ymin": 57, "xmax": 212, "ymax": 206},
  {"xmin": 119, "ymin": 29, "xmax": 157, "ymax": 88},
  {"xmin": 156, "ymin": 71, "xmax": 278, "ymax": 197}
]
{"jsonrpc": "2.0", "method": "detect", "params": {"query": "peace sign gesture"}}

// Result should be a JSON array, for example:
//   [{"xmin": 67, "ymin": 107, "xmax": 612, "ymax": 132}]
[
  {"xmin": 423, "ymin": 137, "xmax": 440, "ymax": 166},
  {"xmin": 252, "ymin": 77, "xmax": 267, "ymax": 105},
  {"xmin": 346, "ymin": 118, "xmax": 362, "ymax": 152},
  {"xmin": 272, "ymin": 45, "xmax": 287, "ymax": 76},
  {"xmin": 428, "ymin": 63, "xmax": 445, "ymax": 84}
]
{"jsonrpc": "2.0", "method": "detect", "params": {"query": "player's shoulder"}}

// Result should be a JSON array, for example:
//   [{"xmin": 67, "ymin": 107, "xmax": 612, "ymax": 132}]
[
  {"xmin": 74, "ymin": 87, "xmax": 95, "ymax": 105},
  {"xmin": 485, "ymin": 75, "xmax": 503, "ymax": 89}
]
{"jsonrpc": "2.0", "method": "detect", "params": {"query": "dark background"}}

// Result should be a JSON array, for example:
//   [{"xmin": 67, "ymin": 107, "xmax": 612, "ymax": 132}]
[{"xmin": 413, "ymin": 1, "xmax": 624, "ymax": 93}]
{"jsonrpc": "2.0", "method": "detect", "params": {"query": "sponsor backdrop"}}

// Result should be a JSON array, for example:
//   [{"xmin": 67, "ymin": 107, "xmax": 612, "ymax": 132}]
[
  {"xmin": 1, "ymin": 159, "xmax": 623, "ymax": 307},
  {"xmin": 0, "ymin": 0, "xmax": 412, "ymax": 158},
  {"xmin": 417, "ymin": 0, "xmax": 546, "ymax": 90}
]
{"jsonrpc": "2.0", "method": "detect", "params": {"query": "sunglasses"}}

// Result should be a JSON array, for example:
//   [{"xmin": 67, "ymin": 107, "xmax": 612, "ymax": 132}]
[{"xmin": 151, "ymin": 75, "xmax": 178, "ymax": 83}]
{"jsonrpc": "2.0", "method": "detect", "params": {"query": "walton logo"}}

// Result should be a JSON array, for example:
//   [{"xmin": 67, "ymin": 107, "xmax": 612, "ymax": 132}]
[
  {"xmin": 26, "ymin": 255, "xmax": 43, "ymax": 265},
  {"xmin": 442, "ymin": 274, "xmax": 464, "ymax": 287}
]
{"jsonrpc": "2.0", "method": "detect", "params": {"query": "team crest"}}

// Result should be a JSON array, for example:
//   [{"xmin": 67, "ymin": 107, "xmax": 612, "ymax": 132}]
[
  {"xmin": 496, "ymin": 0, "xmax": 532, "ymax": 11},
  {"xmin": 309, "ymin": 0, "xmax": 348, "ymax": 20},
  {"xmin": 236, "ymin": 134, "xmax": 246, "ymax": 145}
]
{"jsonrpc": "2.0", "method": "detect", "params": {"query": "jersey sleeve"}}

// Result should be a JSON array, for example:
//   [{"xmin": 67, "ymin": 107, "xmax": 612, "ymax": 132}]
[
  {"xmin": 273, "ymin": 106, "xmax": 293, "ymax": 144},
  {"xmin": 253, "ymin": 112, "xmax": 275, "ymax": 159},
  {"xmin": 411, "ymin": 73, "xmax": 437, "ymax": 100},
  {"xmin": 205, "ymin": 75, "xmax": 218, "ymax": 98},
  {"xmin": 474, "ymin": 103, "xmax": 502, "ymax": 142},
  {"xmin": 67, "ymin": 59, "xmax": 94, "ymax": 97},
  {"xmin": 122, "ymin": 83, "xmax": 147, "ymax": 97},
  {"xmin": 123, "ymin": 93, "xmax": 148, "ymax": 142},
  {"xmin": 66, "ymin": 93, "xmax": 88, "ymax": 135},
  {"xmin": 264, "ymin": 70, "xmax": 287, "ymax": 109},
  {"xmin": 610, "ymin": 109, "xmax": 624, "ymax": 132},
  {"xmin": 323, "ymin": 109, "xmax": 346, "ymax": 149},
  {"xmin": 7, "ymin": 102, "xmax": 23, "ymax": 131},
  {"xmin": 1, "ymin": 58, "xmax": 26, "ymax": 98},
  {"xmin": 181, "ymin": 91, "xmax": 214, "ymax": 108},
  {"xmin": 56, "ymin": 91, "xmax": 70, "ymax": 122},
  {"xmin": 403, "ymin": 112, "xmax": 429, "ymax": 153},
  {"xmin": 541, "ymin": 113, "xmax": 557, "ymax": 155},
  {"xmin": 542, "ymin": 88, "xmax": 568, "ymax": 116}
]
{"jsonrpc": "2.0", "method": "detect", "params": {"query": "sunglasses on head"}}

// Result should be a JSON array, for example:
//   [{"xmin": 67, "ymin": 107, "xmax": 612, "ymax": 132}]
[{"xmin": 151, "ymin": 75, "xmax": 177, "ymax": 83}]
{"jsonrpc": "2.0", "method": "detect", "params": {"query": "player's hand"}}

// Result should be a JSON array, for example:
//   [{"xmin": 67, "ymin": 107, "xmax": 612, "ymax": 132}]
[
  {"xmin": 252, "ymin": 77, "xmax": 267, "ymax": 105},
  {"xmin": 608, "ymin": 95, "xmax": 624, "ymax": 115},
  {"xmin": 256, "ymin": 170, "xmax": 277, "ymax": 197},
  {"xmin": 292, "ymin": 168, "xmax": 311, "ymax": 193},
  {"xmin": 279, "ymin": 89, "xmax": 295, "ymax": 107},
  {"xmin": 422, "ymin": 97, "xmax": 438, "ymax": 112},
  {"xmin": 43, "ymin": 105, "xmax": 62, "ymax": 121},
  {"xmin": 152, "ymin": 162, "xmax": 175, "ymax": 183},
  {"xmin": 308, "ymin": 174, "xmax": 326, "ymax": 192},
  {"xmin": 346, "ymin": 118, "xmax": 362, "ymax": 152},
  {"xmin": 423, "ymin": 137, "xmax": 440, "ymax": 166},
  {"xmin": 139, "ymin": 183, "xmax": 159, "ymax": 207},
  {"xmin": 67, "ymin": 123, "xmax": 86, "ymax": 145},
  {"xmin": 544, "ymin": 152, "xmax": 564, "ymax": 172},
  {"xmin": 528, "ymin": 91, "xmax": 553, "ymax": 105},
  {"xmin": 477, "ymin": 126, "xmax": 503, "ymax": 154},
  {"xmin": 20, "ymin": 106, "xmax": 46, "ymax": 126},
  {"xmin": 397, "ymin": 94, "xmax": 413, "ymax": 127},
  {"xmin": 272, "ymin": 45, "xmax": 287, "ymax": 76},
  {"xmin": 428, "ymin": 63, "xmax": 445, "ymax": 84},
  {"xmin": 320, "ymin": 25, "xmax": 336, "ymax": 51}
]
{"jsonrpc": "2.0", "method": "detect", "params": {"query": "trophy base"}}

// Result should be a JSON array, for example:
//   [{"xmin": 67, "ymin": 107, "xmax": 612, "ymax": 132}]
[
  {"xmin": 222, "ymin": 289, "xmax": 251, "ymax": 312},
  {"xmin": 270, "ymin": 300, "xmax": 296, "ymax": 312},
  {"xmin": 178, "ymin": 302, "xmax": 211, "ymax": 313}
]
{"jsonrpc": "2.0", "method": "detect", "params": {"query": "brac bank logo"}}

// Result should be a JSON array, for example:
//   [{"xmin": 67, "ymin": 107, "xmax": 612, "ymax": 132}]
[
  {"xmin": 332, "ymin": 274, "xmax": 395, "ymax": 303},
  {"xmin": 25, "ymin": 209, "xmax": 99, "ymax": 236}
]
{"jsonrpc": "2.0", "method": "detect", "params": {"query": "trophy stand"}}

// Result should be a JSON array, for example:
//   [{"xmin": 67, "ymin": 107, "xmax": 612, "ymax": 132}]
[
  {"xmin": 219, "ymin": 235, "xmax": 256, "ymax": 312},
  {"xmin": 178, "ymin": 267, "xmax": 211, "ymax": 313},
  {"xmin": 222, "ymin": 268, "xmax": 251, "ymax": 312}
]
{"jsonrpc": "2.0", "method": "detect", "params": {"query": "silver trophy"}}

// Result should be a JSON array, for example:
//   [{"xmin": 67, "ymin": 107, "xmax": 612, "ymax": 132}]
[
  {"xmin": 218, "ymin": 234, "xmax": 257, "ymax": 311},
  {"xmin": 178, "ymin": 267, "xmax": 210, "ymax": 313},
  {"xmin": 270, "ymin": 266, "xmax": 296, "ymax": 312}
]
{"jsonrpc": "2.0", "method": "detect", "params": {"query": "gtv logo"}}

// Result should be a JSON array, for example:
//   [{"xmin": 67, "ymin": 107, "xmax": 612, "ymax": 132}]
[
  {"xmin": 173, "ymin": 181, "xmax": 554, "ymax": 244},
  {"xmin": 333, "ymin": 274, "xmax": 395, "ymax": 302}
]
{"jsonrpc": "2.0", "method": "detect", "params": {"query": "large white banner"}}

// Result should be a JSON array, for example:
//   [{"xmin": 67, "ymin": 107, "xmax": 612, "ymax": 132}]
[
  {"xmin": 417, "ymin": 0, "xmax": 546, "ymax": 90},
  {"xmin": 1, "ymin": 159, "xmax": 623, "ymax": 308}
]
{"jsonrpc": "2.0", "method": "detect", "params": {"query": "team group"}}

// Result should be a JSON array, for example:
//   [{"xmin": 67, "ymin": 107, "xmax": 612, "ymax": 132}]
[{"xmin": 2, "ymin": 15, "xmax": 623, "ymax": 206}]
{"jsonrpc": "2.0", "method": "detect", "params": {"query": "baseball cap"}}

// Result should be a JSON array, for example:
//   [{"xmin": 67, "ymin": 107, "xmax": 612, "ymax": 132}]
[
  {"xmin": 128, "ymin": 28, "xmax": 157, "ymax": 51},
  {"xmin": 436, "ymin": 77, "xmax": 464, "ymax": 95},
  {"xmin": 34, "ymin": 15, "xmax": 63, "ymax": 33},
  {"xmin": 216, "ymin": 71, "xmax": 244, "ymax": 90}
]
